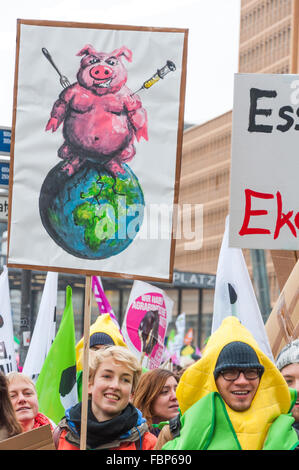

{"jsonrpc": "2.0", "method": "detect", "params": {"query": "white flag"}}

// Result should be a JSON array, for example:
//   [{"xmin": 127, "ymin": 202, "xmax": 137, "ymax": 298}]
[
  {"xmin": 212, "ymin": 216, "xmax": 274, "ymax": 361},
  {"xmin": 173, "ymin": 312, "xmax": 186, "ymax": 355},
  {"xmin": 23, "ymin": 271, "xmax": 58, "ymax": 381},
  {"xmin": 0, "ymin": 265, "xmax": 17, "ymax": 373}
]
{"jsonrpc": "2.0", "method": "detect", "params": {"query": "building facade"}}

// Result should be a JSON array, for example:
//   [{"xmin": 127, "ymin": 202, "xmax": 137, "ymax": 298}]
[{"xmin": 174, "ymin": 0, "xmax": 294, "ymax": 334}]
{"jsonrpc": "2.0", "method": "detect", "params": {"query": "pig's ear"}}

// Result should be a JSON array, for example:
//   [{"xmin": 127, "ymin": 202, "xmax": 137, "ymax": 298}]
[
  {"xmin": 111, "ymin": 46, "xmax": 132, "ymax": 62},
  {"xmin": 76, "ymin": 44, "xmax": 98, "ymax": 57}
]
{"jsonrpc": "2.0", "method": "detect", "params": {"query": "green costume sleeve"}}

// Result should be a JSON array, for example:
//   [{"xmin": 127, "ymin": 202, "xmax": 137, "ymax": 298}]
[{"xmin": 263, "ymin": 413, "xmax": 299, "ymax": 450}]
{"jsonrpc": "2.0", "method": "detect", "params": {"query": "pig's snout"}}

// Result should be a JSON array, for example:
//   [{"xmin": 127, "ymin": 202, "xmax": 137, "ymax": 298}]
[{"xmin": 89, "ymin": 64, "xmax": 113, "ymax": 80}]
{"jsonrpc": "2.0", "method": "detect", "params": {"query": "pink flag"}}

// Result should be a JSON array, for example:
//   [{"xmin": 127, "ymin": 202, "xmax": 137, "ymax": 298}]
[
  {"xmin": 92, "ymin": 276, "xmax": 120, "ymax": 328},
  {"xmin": 170, "ymin": 353, "xmax": 180, "ymax": 366}
]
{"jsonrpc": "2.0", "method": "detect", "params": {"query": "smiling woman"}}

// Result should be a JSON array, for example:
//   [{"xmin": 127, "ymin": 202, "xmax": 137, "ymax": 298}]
[
  {"xmin": 54, "ymin": 346, "xmax": 157, "ymax": 450},
  {"xmin": 6, "ymin": 372, "xmax": 55, "ymax": 433},
  {"xmin": 87, "ymin": 348, "xmax": 138, "ymax": 422},
  {"xmin": 133, "ymin": 368, "xmax": 179, "ymax": 436}
]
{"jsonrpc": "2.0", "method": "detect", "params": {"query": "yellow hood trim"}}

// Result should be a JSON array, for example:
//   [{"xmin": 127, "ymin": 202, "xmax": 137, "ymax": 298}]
[
  {"xmin": 177, "ymin": 316, "xmax": 292, "ymax": 450},
  {"xmin": 76, "ymin": 314, "xmax": 127, "ymax": 370}
]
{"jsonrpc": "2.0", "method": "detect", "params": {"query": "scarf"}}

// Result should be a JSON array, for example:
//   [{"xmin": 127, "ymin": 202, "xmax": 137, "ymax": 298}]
[
  {"xmin": 66, "ymin": 401, "xmax": 139, "ymax": 448},
  {"xmin": 33, "ymin": 413, "xmax": 54, "ymax": 431}
]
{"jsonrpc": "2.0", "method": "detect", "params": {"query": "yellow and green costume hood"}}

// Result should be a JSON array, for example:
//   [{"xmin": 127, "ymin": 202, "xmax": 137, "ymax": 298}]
[
  {"xmin": 76, "ymin": 313, "xmax": 127, "ymax": 371},
  {"xmin": 163, "ymin": 316, "xmax": 298, "ymax": 450}
]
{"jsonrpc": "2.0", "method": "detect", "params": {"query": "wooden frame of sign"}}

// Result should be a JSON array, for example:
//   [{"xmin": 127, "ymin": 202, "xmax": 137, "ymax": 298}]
[
  {"xmin": 7, "ymin": 19, "xmax": 188, "ymax": 450},
  {"xmin": 7, "ymin": 18, "xmax": 188, "ymax": 285}
]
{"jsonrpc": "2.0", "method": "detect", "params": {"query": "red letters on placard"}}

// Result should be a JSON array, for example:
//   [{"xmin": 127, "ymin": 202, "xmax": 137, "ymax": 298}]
[
  {"xmin": 239, "ymin": 189, "xmax": 298, "ymax": 239},
  {"xmin": 239, "ymin": 189, "xmax": 274, "ymax": 236},
  {"xmin": 274, "ymin": 191, "xmax": 296, "ymax": 239}
]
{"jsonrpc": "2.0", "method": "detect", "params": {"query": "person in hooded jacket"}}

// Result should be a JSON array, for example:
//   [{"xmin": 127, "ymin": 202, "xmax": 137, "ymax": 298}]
[
  {"xmin": 155, "ymin": 316, "xmax": 299, "ymax": 451},
  {"xmin": 276, "ymin": 339, "xmax": 299, "ymax": 439},
  {"xmin": 54, "ymin": 345, "xmax": 157, "ymax": 450}
]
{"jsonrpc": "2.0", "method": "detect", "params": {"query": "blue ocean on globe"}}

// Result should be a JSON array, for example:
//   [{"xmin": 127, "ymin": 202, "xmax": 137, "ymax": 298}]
[{"xmin": 39, "ymin": 161, "xmax": 145, "ymax": 259}]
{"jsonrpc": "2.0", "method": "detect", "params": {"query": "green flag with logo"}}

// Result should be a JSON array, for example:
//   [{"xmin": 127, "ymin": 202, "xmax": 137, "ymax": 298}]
[{"xmin": 36, "ymin": 286, "xmax": 78, "ymax": 424}]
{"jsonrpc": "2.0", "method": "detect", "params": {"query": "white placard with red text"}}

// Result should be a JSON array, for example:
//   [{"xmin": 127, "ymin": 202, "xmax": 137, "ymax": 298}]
[{"xmin": 229, "ymin": 73, "xmax": 299, "ymax": 250}]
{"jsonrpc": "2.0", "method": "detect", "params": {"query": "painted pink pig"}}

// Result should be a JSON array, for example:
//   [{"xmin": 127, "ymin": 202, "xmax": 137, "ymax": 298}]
[{"xmin": 45, "ymin": 45, "xmax": 148, "ymax": 176}]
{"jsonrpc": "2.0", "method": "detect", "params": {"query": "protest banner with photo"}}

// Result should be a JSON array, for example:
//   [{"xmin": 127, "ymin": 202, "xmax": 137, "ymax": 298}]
[
  {"xmin": 121, "ymin": 280, "xmax": 174, "ymax": 369},
  {"xmin": 0, "ymin": 265, "xmax": 17, "ymax": 374},
  {"xmin": 266, "ymin": 259, "xmax": 299, "ymax": 359},
  {"xmin": 7, "ymin": 19, "xmax": 188, "ymax": 283},
  {"xmin": 229, "ymin": 73, "xmax": 299, "ymax": 251}
]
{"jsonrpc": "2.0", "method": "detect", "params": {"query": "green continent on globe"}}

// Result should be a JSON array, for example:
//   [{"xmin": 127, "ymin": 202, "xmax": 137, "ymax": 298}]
[{"xmin": 73, "ymin": 172, "xmax": 138, "ymax": 251}]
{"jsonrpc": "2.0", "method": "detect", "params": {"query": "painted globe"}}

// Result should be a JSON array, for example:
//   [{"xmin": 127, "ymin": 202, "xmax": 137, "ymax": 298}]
[{"xmin": 39, "ymin": 161, "xmax": 144, "ymax": 259}]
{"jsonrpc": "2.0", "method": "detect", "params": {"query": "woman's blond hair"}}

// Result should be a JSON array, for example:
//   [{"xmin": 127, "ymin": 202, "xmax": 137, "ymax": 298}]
[
  {"xmin": 6, "ymin": 371, "xmax": 36, "ymax": 390},
  {"xmin": 88, "ymin": 345, "xmax": 141, "ymax": 392}
]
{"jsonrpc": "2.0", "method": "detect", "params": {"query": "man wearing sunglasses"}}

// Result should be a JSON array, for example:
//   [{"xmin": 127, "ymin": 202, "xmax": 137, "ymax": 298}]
[{"xmin": 155, "ymin": 316, "xmax": 299, "ymax": 450}]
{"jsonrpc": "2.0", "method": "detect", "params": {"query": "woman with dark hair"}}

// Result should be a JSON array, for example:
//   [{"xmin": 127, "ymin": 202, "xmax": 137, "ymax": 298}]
[
  {"xmin": 133, "ymin": 368, "xmax": 179, "ymax": 437},
  {"xmin": 0, "ymin": 371, "xmax": 22, "ymax": 441}
]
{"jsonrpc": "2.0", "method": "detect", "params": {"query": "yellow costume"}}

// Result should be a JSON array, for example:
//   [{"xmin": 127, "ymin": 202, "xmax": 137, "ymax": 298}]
[{"xmin": 175, "ymin": 316, "xmax": 296, "ymax": 450}]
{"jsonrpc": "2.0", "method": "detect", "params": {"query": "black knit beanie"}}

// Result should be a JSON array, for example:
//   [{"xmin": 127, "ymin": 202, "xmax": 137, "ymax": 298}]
[
  {"xmin": 89, "ymin": 332, "xmax": 115, "ymax": 348},
  {"xmin": 214, "ymin": 341, "xmax": 264, "ymax": 379}
]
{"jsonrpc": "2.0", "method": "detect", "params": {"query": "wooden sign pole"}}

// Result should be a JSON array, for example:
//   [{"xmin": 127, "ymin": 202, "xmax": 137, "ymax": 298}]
[{"xmin": 80, "ymin": 275, "xmax": 92, "ymax": 450}]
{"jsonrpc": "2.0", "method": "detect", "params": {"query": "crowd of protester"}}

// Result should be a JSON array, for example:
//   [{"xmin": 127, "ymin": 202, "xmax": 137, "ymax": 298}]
[{"xmin": 0, "ymin": 315, "xmax": 298, "ymax": 451}]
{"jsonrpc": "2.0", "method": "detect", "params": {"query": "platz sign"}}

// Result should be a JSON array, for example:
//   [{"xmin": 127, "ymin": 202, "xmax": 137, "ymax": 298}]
[{"xmin": 230, "ymin": 74, "xmax": 299, "ymax": 250}]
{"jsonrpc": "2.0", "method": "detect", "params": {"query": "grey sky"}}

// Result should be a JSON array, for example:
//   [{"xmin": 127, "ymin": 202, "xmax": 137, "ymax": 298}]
[{"xmin": 0, "ymin": 0, "xmax": 241, "ymax": 128}]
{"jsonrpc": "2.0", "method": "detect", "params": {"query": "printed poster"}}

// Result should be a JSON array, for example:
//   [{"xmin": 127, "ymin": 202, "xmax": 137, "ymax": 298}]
[
  {"xmin": 7, "ymin": 19, "xmax": 187, "ymax": 282},
  {"xmin": 121, "ymin": 280, "xmax": 173, "ymax": 369}
]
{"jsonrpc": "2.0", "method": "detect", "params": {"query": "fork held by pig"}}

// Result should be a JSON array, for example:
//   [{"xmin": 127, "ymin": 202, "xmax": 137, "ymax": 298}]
[{"xmin": 45, "ymin": 45, "xmax": 148, "ymax": 176}]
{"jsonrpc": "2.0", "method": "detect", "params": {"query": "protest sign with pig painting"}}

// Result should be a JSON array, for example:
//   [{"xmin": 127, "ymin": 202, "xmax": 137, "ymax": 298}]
[{"xmin": 7, "ymin": 20, "xmax": 187, "ymax": 282}]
